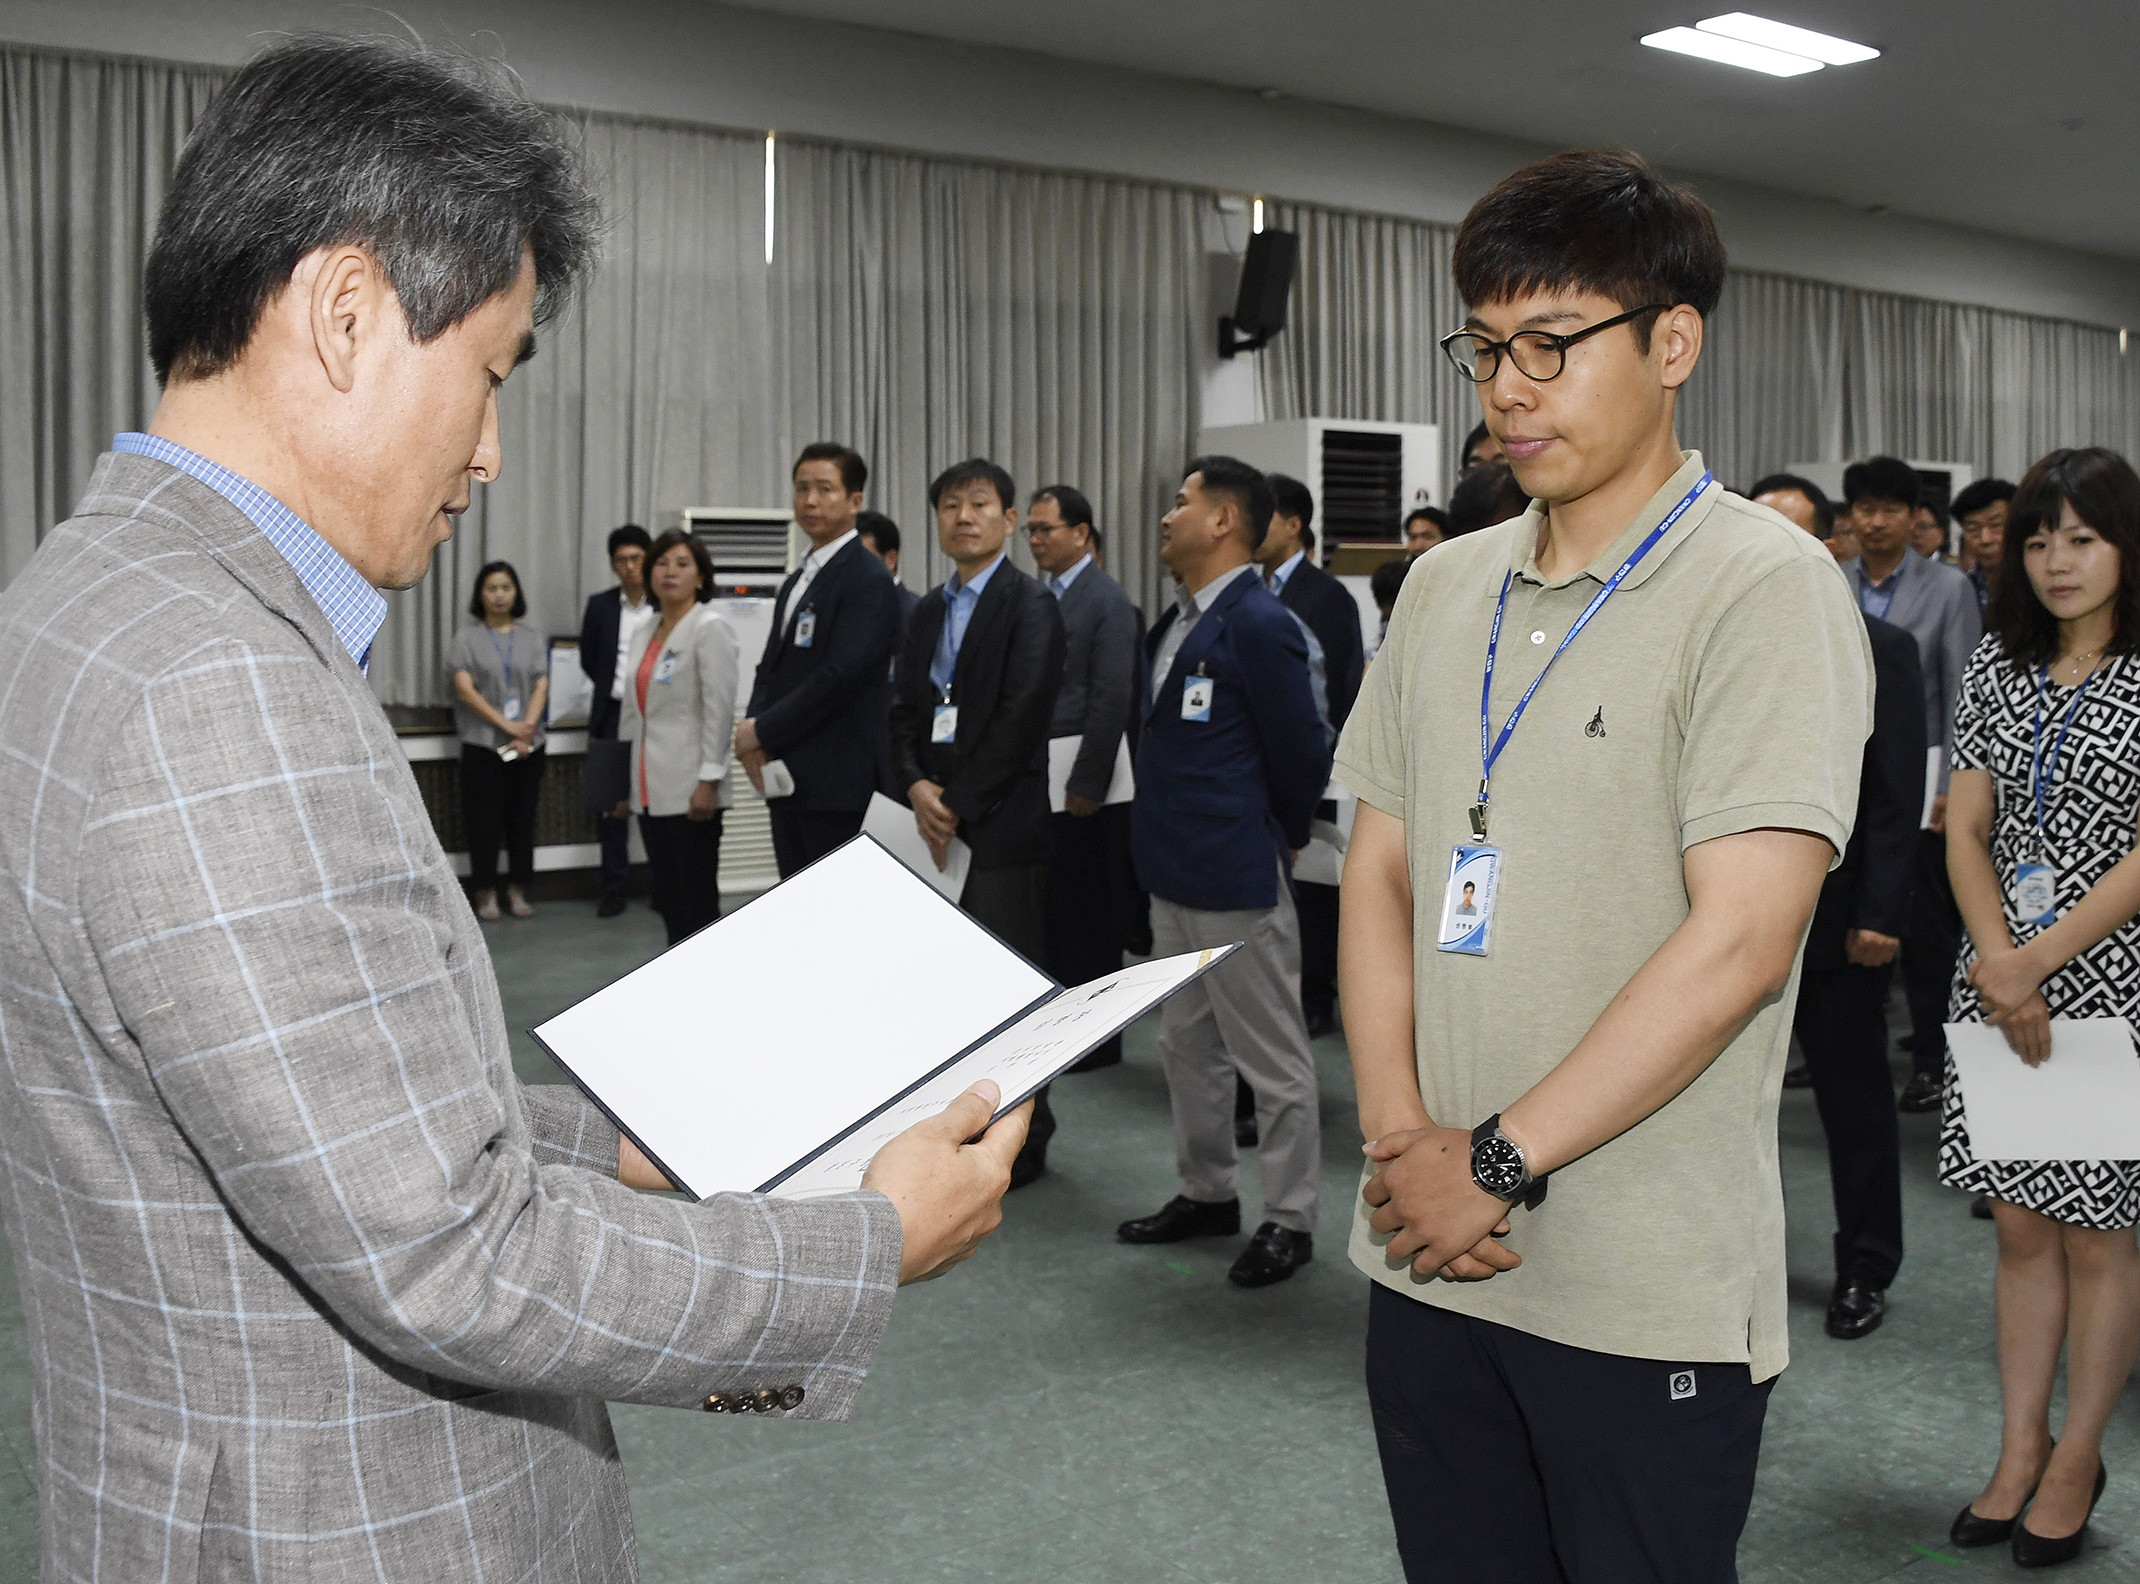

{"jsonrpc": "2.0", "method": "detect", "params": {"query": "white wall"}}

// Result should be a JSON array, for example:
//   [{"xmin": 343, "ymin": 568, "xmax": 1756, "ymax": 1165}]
[{"xmin": 8, "ymin": 0, "xmax": 2139, "ymax": 326}]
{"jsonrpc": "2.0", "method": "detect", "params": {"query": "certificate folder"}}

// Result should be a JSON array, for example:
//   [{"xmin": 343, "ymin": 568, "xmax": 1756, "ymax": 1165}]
[{"xmin": 529, "ymin": 836, "xmax": 1236, "ymax": 1199}]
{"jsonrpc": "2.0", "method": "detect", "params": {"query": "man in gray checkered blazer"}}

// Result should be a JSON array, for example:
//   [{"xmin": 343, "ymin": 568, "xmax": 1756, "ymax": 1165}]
[{"xmin": 0, "ymin": 38, "xmax": 1027, "ymax": 1583}]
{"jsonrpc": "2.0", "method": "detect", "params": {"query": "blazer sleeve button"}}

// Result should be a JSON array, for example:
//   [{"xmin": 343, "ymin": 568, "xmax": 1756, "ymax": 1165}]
[
  {"xmin": 778, "ymin": 1385, "xmax": 806, "ymax": 1411},
  {"xmin": 701, "ymin": 1392, "xmax": 733, "ymax": 1413},
  {"xmin": 751, "ymin": 1388, "xmax": 779, "ymax": 1413}
]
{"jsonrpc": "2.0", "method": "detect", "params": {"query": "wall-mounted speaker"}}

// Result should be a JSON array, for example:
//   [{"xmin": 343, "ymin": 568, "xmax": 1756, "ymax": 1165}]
[{"xmin": 1220, "ymin": 229, "xmax": 1299, "ymax": 358}]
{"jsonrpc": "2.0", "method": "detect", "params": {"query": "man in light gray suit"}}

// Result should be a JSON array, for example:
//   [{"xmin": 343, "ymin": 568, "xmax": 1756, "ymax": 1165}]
[
  {"xmin": 0, "ymin": 38, "xmax": 1027, "ymax": 1583},
  {"xmin": 1028, "ymin": 488, "xmax": 1146, "ymax": 1111},
  {"xmin": 1836, "ymin": 455, "xmax": 1984, "ymax": 1112}
]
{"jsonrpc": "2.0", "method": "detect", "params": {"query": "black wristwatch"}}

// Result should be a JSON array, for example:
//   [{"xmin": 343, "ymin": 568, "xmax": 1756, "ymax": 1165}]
[{"xmin": 1471, "ymin": 1114, "xmax": 1547, "ymax": 1210}]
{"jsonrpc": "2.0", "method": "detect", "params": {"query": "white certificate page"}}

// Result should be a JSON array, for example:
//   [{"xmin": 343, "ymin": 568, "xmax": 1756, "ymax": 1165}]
[
  {"xmin": 532, "ymin": 837, "xmax": 1052, "ymax": 1196},
  {"xmin": 1947, "ymin": 1017, "xmax": 2140, "ymax": 1160},
  {"xmin": 773, "ymin": 946, "xmax": 1238, "ymax": 1197}
]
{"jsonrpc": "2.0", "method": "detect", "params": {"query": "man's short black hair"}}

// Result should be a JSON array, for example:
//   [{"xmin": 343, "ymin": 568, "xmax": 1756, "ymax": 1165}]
[
  {"xmin": 795, "ymin": 442, "xmax": 867, "ymax": 496},
  {"xmin": 606, "ymin": 523, "xmax": 651, "ymax": 558},
  {"xmin": 1405, "ymin": 506, "xmax": 1449, "ymax": 534},
  {"xmin": 1952, "ymin": 478, "xmax": 2017, "ymax": 521},
  {"xmin": 145, "ymin": 36, "xmax": 597, "ymax": 383},
  {"xmin": 1370, "ymin": 556, "xmax": 1409, "ymax": 611},
  {"xmin": 929, "ymin": 459, "xmax": 1016, "ymax": 511},
  {"xmin": 1748, "ymin": 473, "xmax": 1835, "ymax": 538},
  {"xmin": 1452, "ymin": 149, "xmax": 1726, "ymax": 354},
  {"xmin": 467, "ymin": 559, "xmax": 527, "ymax": 620},
  {"xmin": 1030, "ymin": 484, "xmax": 1095, "ymax": 533},
  {"xmin": 855, "ymin": 510, "xmax": 900, "ymax": 556},
  {"xmin": 1267, "ymin": 472, "xmax": 1316, "ymax": 546},
  {"xmin": 1842, "ymin": 456, "xmax": 1921, "ymax": 510},
  {"xmin": 1445, "ymin": 462, "xmax": 1531, "ymax": 539},
  {"xmin": 1461, "ymin": 421, "xmax": 1495, "ymax": 466},
  {"xmin": 1185, "ymin": 455, "xmax": 1275, "ymax": 551}
]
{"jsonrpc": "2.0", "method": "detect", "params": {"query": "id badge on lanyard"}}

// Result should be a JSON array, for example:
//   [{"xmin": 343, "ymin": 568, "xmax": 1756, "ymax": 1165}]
[
  {"xmin": 1181, "ymin": 668, "xmax": 1213, "ymax": 722},
  {"xmin": 2019, "ymin": 660, "xmax": 2102, "ymax": 928},
  {"xmin": 1457, "ymin": 472, "xmax": 1710, "ymax": 956},
  {"xmin": 932, "ymin": 692, "xmax": 959, "ymax": 743},
  {"xmin": 795, "ymin": 609, "xmax": 817, "ymax": 649}
]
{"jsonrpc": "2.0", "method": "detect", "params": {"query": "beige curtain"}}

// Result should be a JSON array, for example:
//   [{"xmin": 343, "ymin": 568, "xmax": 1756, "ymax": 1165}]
[{"xmin": 9, "ymin": 42, "xmax": 2140, "ymax": 704}]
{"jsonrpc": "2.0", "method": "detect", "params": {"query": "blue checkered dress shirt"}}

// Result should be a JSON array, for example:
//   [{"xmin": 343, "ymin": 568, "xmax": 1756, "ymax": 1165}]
[{"xmin": 113, "ymin": 431, "xmax": 389, "ymax": 671}]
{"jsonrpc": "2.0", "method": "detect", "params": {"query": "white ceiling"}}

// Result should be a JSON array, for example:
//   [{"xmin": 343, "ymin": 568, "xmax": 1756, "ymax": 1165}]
[{"xmin": 724, "ymin": 0, "xmax": 2140, "ymax": 261}]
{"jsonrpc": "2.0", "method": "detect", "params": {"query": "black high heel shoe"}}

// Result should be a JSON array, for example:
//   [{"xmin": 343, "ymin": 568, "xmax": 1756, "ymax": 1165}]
[
  {"xmin": 1951, "ymin": 1443, "xmax": 2054, "ymax": 1549},
  {"xmin": 2011, "ymin": 1457, "xmax": 2107, "ymax": 1569}
]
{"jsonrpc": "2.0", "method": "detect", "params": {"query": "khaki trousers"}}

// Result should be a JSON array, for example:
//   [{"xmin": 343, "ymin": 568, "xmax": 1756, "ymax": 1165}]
[{"xmin": 1149, "ymin": 873, "xmax": 1320, "ymax": 1232}]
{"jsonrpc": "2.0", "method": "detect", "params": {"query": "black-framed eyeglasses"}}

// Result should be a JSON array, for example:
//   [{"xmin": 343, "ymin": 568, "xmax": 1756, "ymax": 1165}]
[{"xmin": 1438, "ymin": 304, "xmax": 1670, "ymax": 383}]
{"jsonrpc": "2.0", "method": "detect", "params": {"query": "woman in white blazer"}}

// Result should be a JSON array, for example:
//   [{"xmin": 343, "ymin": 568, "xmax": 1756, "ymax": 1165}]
[{"xmin": 619, "ymin": 529, "xmax": 741, "ymax": 945}]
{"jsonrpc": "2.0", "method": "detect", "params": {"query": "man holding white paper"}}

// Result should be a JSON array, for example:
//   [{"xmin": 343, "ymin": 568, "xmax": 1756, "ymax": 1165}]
[
  {"xmin": 893, "ymin": 459, "xmax": 1068, "ymax": 1186},
  {"xmin": 1029, "ymin": 485, "xmax": 1146, "ymax": 1070}
]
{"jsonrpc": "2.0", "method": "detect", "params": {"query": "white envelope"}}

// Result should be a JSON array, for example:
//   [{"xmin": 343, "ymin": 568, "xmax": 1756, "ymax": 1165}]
[
  {"xmin": 862, "ymin": 790, "xmax": 970, "ymax": 901},
  {"xmin": 1047, "ymin": 734, "xmax": 1135, "ymax": 813},
  {"xmin": 1947, "ymin": 1017, "xmax": 2140, "ymax": 1160}
]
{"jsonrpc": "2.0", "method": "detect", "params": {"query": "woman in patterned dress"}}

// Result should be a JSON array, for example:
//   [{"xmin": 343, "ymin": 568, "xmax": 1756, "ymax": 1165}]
[{"xmin": 1941, "ymin": 448, "xmax": 2140, "ymax": 1566}]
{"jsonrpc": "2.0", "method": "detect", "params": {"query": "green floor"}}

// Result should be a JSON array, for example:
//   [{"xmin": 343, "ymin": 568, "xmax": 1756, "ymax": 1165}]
[{"xmin": 0, "ymin": 896, "xmax": 2133, "ymax": 1580}]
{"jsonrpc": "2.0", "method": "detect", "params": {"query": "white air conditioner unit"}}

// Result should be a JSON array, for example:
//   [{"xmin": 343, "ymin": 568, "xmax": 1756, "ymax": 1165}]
[
  {"xmin": 1197, "ymin": 419, "xmax": 1441, "ymax": 544},
  {"xmin": 675, "ymin": 506, "xmax": 799, "ymax": 896},
  {"xmin": 680, "ymin": 506, "xmax": 801, "ymax": 599}
]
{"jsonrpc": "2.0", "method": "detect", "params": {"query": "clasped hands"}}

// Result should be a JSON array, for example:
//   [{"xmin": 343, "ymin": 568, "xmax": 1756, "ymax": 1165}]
[
  {"xmin": 908, "ymin": 780, "xmax": 958, "ymax": 870},
  {"xmin": 1360, "ymin": 1122, "xmax": 1522, "ymax": 1283},
  {"xmin": 1969, "ymin": 942, "xmax": 2052, "ymax": 1065}
]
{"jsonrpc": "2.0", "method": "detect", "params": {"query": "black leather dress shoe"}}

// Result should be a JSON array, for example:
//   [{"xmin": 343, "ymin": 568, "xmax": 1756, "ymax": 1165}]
[
  {"xmin": 1781, "ymin": 1060, "xmax": 1813, "ymax": 1089},
  {"xmin": 1228, "ymin": 1223, "xmax": 1312, "ymax": 1287},
  {"xmin": 1896, "ymin": 1071, "xmax": 1943, "ymax": 1112},
  {"xmin": 1825, "ymin": 1279, "xmax": 1886, "ymax": 1339},
  {"xmin": 2013, "ymin": 1458, "xmax": 2107, "ymax": 1568},
  {"xmin": 1007, "ymin": 1089, "xmax": 1057, "ymax": 1191},
  {"xmin": 596, "ymin": 894, "xmax": 627, "ymax": 919},
  {"xmin": 1117, "ymin": 1196, "xmax": 1239, "ymax": 1244}
]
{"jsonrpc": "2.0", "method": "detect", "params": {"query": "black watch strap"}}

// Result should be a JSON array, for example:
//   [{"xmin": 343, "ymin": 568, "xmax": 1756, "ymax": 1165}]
[{"xmin": 1471, "ymin": 1113, "xmax": 1548, "ymax": 1211}]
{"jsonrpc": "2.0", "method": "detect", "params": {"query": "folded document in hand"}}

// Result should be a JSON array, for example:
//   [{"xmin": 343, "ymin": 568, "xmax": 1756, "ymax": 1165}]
[{"xmin": 531, "ymin": 836, "xmax": 1236, "ymax": 1198}]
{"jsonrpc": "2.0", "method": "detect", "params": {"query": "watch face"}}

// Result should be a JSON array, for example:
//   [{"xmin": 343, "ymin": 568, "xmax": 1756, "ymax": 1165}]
[{"xmin": 1474, "ymin": 1135, "xmax": 1527, "ymax": 1197}]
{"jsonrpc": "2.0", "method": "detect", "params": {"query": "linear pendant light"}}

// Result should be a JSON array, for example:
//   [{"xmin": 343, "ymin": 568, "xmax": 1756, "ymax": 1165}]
[
  {"xmin": 1695, "ymin": 13, "xmax": 1879, "ymax": 65},
  {"xmin": 1640, "ymin": 25, "xmax": 1823, "ymax": 75}
]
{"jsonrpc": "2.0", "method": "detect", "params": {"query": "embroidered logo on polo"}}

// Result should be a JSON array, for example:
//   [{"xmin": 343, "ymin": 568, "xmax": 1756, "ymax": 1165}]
[
  {"xmin": 1586, "ymin": 708, "xmax": 1606, "ymax": 738},
  {"xmin": 1668, "ymin": 1370, "xmax": 1697, "ymax": 1402}
]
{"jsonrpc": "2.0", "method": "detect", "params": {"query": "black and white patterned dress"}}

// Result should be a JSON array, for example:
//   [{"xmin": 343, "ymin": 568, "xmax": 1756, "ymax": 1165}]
[{"xmin": 1939, "ymin": 636, "xmax": 2140, "ymax": 1228}]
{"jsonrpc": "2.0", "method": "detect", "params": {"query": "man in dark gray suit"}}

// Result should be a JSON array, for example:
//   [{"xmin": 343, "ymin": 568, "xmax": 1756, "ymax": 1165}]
[
  {"xmin": 0, "ymin": 39, "xmax": 1025, "ymax": 1582},
  {"xmin": 1836, "ymin": 456, "xmax": 1983, "ymax": 1112},
  {"xmin": 1028, "ymin": 485, "xmax": 1145, "ymax": 1071}
]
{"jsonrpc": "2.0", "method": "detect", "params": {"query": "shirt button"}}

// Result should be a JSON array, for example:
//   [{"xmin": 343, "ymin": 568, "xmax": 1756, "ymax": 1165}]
[{"xmin": 1530, "ymin": 630, "xmax": 1547, "ymax": 645}]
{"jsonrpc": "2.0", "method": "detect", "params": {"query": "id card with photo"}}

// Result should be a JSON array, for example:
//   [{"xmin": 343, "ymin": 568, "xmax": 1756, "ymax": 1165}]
[
  {"xmin": 795, "ymin": 610, "xmax": 816, "ymax": 648},
  {"xmin": 1437, "ymin": 844, "xmax": 1500, "ymax": 957},
  {"xmin": 1181, "ymin": 676, "xmax": 1213, "ymax": 722},
  {"xmin": 932, "ymin": 703, "xmax": 959, "ymax": 744}
]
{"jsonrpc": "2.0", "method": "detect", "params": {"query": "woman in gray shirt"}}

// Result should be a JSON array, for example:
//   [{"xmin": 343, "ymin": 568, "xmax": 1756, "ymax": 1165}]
[{"xmin": 447, "ymin": 561, "xmax": 548, "ymax": 920}]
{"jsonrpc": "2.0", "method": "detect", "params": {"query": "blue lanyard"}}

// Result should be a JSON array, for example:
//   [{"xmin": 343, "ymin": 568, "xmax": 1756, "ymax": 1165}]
[
  {"xmin": 1472, "ymin": 473, "xmax": 1711, "ymax": 840},
  {"xmin": 487, "ymin": 627, "xmax": 516, "ymax": 693},
  {"xmin": 2030, "ymin": 659, "xmax": 2104, "ymax": 851}
]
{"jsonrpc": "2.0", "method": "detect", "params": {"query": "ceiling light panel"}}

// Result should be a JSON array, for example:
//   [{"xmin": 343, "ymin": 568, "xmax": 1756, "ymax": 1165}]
[
  {"xmin": 1697, "ymin": 13, "xmax": 1879, "ymax": 65},
  {"xmin": 1640, "ymin": 25, "xmax": 1824, "ymax": 76}
]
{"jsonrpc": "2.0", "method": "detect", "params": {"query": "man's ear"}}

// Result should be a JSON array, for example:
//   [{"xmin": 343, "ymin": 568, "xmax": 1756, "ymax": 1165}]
[
  {"xmin": 1656, "ymin": 304, "xmax": 1705, "ymax": 392},
  {"xmin": 307, "ymin": 245, "xmax": 381, "ymax": 395}
]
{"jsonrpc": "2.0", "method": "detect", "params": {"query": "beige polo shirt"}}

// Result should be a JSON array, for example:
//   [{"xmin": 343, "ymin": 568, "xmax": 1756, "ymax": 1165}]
[{"xmin": 1335, "ymin": 451, "xmax": 1872, "ymax": 1381}]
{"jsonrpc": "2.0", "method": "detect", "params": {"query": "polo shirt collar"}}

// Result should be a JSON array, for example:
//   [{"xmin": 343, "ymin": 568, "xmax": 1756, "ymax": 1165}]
[{"xmin": 1511, "ymin": 450, "xmax": 1717, "ymax": 593}]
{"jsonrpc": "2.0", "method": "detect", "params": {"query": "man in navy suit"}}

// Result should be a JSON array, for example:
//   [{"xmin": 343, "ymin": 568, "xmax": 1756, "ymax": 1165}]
[
  {"xmin": 736, "ymin": 444, "xmax": 902, "ymax": 877},
  {"xmin": 1258, "ymin": 474, "xmax": 1365, "ymax": 1038},
  {"xmin": 577, "ymin": 523, "xmax": 654, "ymax": 917},
  {"xmin": 1118, "ymin": 456, "xmax": 1331, "ymax": 1287},
  {"xmin": 892, "ymin": 459, "xmax": 1067, "ymax": 1187}
]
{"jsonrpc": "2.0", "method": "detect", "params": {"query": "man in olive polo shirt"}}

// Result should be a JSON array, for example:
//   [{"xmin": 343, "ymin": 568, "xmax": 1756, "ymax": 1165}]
[{"xmin": 1336, "ymin": 150, "xmax": 1872, "ymax": 1581}]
